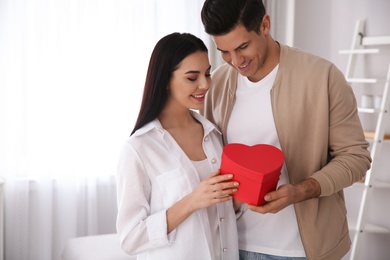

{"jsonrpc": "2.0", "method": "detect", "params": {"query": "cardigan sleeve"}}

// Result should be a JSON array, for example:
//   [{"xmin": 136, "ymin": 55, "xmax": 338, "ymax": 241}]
[
  {"xmin": 311, "ymin": 64, "xmax": 372, "ymax": 196},
  {"xmin": 273, "ymin": 45, "xmax": 372, "ymax": 196}
]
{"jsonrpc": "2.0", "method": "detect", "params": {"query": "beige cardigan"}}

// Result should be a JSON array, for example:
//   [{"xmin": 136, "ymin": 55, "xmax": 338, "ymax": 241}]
[{"xmin": 201, "ymin": 44, "xmax": 371, "ymax": 260}]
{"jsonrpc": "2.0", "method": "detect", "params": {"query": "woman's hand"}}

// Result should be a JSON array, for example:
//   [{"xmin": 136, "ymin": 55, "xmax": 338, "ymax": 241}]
[
  {"xmin": 188, "ymin": 169, "xmax": 239, "ymax": 211},
  {"xmin": 166, "ymin": 169, "xmax": 238, "ymax": 233}
]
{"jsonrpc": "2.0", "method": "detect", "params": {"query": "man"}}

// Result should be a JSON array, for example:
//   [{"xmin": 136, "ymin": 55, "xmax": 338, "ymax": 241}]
[{"xmin": 200, "ymin": 0, "xmax": 371, "ymax": 260}]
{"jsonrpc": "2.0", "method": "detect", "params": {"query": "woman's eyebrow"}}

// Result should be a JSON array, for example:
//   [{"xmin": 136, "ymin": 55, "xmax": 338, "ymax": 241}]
[
  {"xmin": 185, "ymin": 66, "xmax": 211, "ymax": 74},
  {"xmin": 185, "ymin": 70, "xmax": 200, "ymax": 74}
]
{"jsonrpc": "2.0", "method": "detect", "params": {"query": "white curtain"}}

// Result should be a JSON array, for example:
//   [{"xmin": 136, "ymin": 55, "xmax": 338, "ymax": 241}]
[
  {"xmin": 264, "ymin": 0, "xmax": 295, "ymax": 46},
  {"xmin": 0, "ymin": 0, "xmax": 208, "ymax": 259}
]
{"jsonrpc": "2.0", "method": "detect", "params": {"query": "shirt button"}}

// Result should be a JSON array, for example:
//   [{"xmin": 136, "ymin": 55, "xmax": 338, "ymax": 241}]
[
  {"xmin": 223, "ymin": 248, "xmax": 227, "ymax": 252},
  {"xmin": 211, "ymin": 158, "xmax": 217, "ymax": 164},
  {"xmin": 204, "ymin": 136, "xmax": 209, "ymax": 142},
  {"xmin": 220, "ymin": 218, "xmax": 225, "ymax": 222}
]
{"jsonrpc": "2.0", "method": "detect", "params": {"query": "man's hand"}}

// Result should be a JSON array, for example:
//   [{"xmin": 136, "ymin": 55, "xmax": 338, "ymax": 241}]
[{"xmin": 248, "ymin": 178, "xmax": 321, "ymax": 214}]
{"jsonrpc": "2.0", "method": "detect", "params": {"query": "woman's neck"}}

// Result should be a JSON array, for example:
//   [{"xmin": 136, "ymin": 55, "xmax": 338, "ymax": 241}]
[{"xmin": 158, "ymin": 107, "xmax": 196, "ymax": 130}]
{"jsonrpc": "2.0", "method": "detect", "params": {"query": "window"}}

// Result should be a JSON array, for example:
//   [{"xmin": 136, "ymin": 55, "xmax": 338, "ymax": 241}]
[{"xmin": 0, "ymin": 0, "xmax": 209, "ymax": 179}]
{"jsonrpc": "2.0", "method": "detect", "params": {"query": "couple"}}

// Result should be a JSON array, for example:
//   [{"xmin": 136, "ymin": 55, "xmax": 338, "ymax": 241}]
[{"xmin": 116, "ymin": 1, "xmax": 371, "ymax": 260}]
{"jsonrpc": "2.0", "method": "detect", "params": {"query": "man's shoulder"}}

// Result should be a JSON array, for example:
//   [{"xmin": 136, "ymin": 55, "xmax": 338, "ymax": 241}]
[
  {"xmin": 211, "ymin": 63, "xmax": 237, "ymax": 89},
  {"xmin": 280, "ymin": 44, "xmax": 333, "ymax": 67},
  {"xmin": 212, "ymin": 63, "xmax": 233, "ymax": 77},
  {"xmin": 278, "ymin": 44, "xmax": 338, "ymax": 79},
  {"xmin": 209, "ymin": 63, "xmax": 237, "ymax": 93}
]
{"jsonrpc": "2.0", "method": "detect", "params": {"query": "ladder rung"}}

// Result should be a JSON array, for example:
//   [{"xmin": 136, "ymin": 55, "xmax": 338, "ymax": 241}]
[
  {"xmin": 353, "ymin": 180, "xmax": 390, "ymax": 189},
  {"xmin": 339, "ymin": 49, "xmax": 379, "ymax": 54},
  {"xmin": 348, "ymin": 218, "xmax": 390, "ymax": 234},
  {"xmin": 364, "ymin": 131, "xmax": 390, "ymax": 140},
  {"xmin": 374, "ymin": 182, "xmax": 390, "ymax": 189},
  {"xmin": 347, "ymin": 78, "xmax": 377, "ymax": 83},
  {"xmin": 362, "ymin": 35, "xmax": 390, "ymax": 46},
  {"xmin": 358, "ymin": 108, "xmax": 377, "ymax": 113}
]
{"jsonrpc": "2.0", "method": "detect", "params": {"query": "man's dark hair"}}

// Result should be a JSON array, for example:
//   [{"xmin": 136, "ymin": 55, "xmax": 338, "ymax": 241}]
[{"xmin": 201, "ymin": 0, "xmax": 266, "ymax": 35}]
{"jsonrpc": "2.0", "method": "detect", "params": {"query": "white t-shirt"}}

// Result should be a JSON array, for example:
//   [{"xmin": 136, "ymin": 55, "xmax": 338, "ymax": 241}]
[{"xmin": 227, "ymin": 65, "xmax": 306, "ymax": 257}]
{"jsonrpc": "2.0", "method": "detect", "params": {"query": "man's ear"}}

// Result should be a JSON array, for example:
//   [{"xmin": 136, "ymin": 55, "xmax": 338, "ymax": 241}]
[{"xmin": 261, "ymin": 14, "xmax": 271, "ymax": 35}]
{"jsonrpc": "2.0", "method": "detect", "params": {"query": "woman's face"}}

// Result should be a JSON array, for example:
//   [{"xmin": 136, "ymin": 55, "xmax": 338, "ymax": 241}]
[{"xmin": 167, "ymin": 51, "xmax": 211, "ymax": 111}]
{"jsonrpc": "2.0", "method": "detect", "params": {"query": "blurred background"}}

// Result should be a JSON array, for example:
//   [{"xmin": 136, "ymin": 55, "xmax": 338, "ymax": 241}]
[{"xmin": 0, "ymin": 0, "xmax": 389, "ymax": 259}]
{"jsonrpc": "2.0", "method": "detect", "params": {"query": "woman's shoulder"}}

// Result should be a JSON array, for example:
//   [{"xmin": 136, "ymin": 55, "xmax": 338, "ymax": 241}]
[{"xmin": 191, "ymin": 111, "xmax": 222, "ymax": 135}]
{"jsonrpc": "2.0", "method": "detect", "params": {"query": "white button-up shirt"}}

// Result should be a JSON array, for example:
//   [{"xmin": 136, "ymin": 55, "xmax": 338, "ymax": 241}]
[{"xmin": 116, "ymin": 111, "xmax": 239, "ymax": 260}]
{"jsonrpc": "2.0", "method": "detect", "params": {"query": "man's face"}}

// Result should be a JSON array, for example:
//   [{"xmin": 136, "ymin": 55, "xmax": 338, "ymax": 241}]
[{"xmin": 213, "ymin": 22, "xmax": 269, "ymax": 82}]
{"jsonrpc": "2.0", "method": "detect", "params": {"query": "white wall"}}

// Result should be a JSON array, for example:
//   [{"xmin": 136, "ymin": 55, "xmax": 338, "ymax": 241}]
[{"xmin": 290, "ymin": 1, "xmax": 390, "ymax": 259}]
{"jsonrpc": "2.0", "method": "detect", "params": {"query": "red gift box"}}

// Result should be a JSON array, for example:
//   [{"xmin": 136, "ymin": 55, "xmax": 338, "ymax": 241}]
[{"xmin": 220, "ymin": 143, "xmax": 284, "ymax": 205}]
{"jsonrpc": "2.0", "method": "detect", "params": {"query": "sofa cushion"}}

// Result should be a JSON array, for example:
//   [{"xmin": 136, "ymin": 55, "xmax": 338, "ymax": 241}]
[{"xmin": 61, "ymin": 233, "xmax": 135, "ymax": 260}]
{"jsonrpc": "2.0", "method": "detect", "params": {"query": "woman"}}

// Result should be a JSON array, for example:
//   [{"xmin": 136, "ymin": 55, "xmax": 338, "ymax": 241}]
[{"xmin": 116, "ymin": 32, "xmax": 239, "ymax": 260}]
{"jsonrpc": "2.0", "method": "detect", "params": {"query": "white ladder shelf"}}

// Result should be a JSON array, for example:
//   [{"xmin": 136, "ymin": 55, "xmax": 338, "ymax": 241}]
[{"xmin": 339, "ymin": 19, "xmax": 390, "ymax": 260}]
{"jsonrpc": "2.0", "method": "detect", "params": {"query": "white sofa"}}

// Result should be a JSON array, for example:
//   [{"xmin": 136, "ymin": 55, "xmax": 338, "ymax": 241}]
[{"xmin": 61, "ymin": 233, "xmax": 135, "ymax": 260}]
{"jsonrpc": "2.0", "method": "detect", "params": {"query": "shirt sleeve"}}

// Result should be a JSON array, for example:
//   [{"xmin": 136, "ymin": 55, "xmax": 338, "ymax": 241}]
[{"xmin": 116, "ymin": 142, "xmax": 176, "ymax": 255}]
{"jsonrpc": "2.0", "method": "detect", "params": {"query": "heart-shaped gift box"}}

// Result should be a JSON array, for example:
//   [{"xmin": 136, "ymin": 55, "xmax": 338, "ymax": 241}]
[{"xmin": 220, "ymin": 143, "xmax": 284, "ymax": 205}]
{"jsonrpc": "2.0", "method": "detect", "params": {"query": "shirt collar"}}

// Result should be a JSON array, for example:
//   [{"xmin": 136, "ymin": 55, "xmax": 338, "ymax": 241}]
[{"xmin": 132, "ymin": 110, "xmax": 221, "ymax": 137}]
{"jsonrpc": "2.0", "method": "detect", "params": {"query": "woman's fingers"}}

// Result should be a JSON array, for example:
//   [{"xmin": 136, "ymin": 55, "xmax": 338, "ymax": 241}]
[
  {"xmin": 208, "ymin": 169, "xmax": 221, "ymax": 178},
  {"xmin": 194, "ymin": 170, "xmax": 239, "ymax": 207},
  {"xmin": 208, "ymin": 172, "xmax": 234, "ymax": 183},
  {"xmin": 212, "ymin": 179, "xmax": 239, "ymax": 190},
  {"xmin": 213, "ymin": 187, "xmax": 238, "ymax": 197}
]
